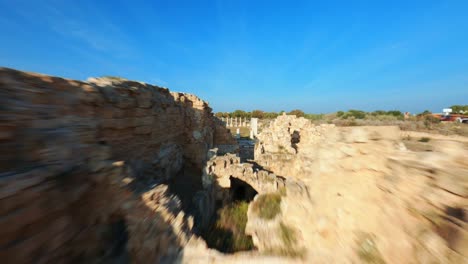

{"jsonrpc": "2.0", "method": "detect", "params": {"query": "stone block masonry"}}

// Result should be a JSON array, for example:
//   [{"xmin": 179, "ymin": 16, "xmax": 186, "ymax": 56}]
[{"xmin": 0, "ymin": 67, "xmax": 236, "ymax": 263}]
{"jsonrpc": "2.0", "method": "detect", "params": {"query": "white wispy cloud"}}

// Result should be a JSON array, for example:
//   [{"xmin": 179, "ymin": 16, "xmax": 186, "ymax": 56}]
[{"xmin": 7, "ymin": 0, "xmax": 138, "ymax": 58}]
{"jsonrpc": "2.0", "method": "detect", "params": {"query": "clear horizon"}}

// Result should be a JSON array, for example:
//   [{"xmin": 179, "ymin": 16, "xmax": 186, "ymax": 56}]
[{"xmin": 1, "ymin": 0, "xmax": 467, "ymax": 114}]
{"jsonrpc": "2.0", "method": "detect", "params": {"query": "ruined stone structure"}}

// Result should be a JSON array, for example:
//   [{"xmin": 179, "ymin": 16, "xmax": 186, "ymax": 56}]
[
  {"xmin": 252, "ymin": 114, "xmax": 468, "ymax": 263},
  {"xmin": 1, "ymin": 68, "xmax": 467, "ymax": 263},
  {"xmin": 202, "ymin": 153, "xmax": 310, "ymax": 204},
  {"xmin": 0, "ymin": 68, "xmax": 236, "ymax": 263}
]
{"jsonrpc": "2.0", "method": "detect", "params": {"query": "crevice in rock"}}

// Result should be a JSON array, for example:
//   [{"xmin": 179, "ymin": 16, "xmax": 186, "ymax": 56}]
[
  {"xmin": 98, "ymin": 215, "xmax": 130, "ymax": 264},
  {"xmin": 446, "ymin": 206, "xmax": 465, "ymax": 221},
  {"xmin": 167, "ymin": 163, "xmax": 204, "ymax": 225},
  {"xmin": 291, "ymin": 130, "xmax": 300, "ymax": 153}
]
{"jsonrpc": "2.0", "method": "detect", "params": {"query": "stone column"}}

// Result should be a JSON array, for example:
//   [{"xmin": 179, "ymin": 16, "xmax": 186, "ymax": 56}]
[
  {"xmin": 251, "ymin": 118, "xmax": 258, "ymax": 136},
  {"xmin": 249, "ymin": 129, "xmax": 254, "ymax": 139}
]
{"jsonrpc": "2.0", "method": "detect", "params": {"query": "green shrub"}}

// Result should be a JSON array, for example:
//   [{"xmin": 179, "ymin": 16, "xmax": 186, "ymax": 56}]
[
  {"xmin": 419, "ymin": 137, "xmax": 430, "ymax": 142},
  {"xmin": 251, "ymin": 110, "xmax": 265, "ymax": 118},
  {"xmin": 287, "ymin": 109, "xmax": 305, "ymax": 117},
  {"xmin": 450, "ymin": 105, "xmax": 468, "ymax": 114},
  {"xmin": 264, "ymin": 112, "xmax": 279, "ymax": 119},
  {"xmin": 423, "ymin": 115, "xmax": 441, "ymax": 128},
  {"xmin": 304, "ymin": 113, "xmax": 324, "ymax": 120},
  {"xmin": 386, "ymin": 110, "xmax": 403, "ymax": 118},
  {"xmin": 342, "ymin": 109, "xmax": 366, "ymax": 119},
  {"xmin": 252, "ymin": 193, "xmax": 282, "ymax": 220},
  {"xmin": 204, "ymin": 201, "xmax": 254, "ymax": 252}
]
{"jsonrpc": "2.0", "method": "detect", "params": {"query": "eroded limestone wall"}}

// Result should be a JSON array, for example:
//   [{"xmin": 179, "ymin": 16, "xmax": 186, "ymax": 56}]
[
  {"xmin": 0, "ymin": 68, "xmax": 235, "ymax": 263},
  {"xmin": 252, "ymin": 114, "xmax": 468, "ymax": 263},
  {"xmin": 254, "ymin": 114, "xmax": 402, "ymax": 179}
]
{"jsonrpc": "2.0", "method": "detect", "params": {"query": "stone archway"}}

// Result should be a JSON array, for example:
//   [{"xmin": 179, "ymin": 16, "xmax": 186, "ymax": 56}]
[{"xmin": 230, "ymin": 176, "xmax": 258, "ymax": 202}]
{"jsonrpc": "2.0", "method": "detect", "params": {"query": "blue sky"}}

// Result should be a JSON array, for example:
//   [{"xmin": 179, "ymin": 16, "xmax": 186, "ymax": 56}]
[{"xmin": 1, "ymin": 0, "xmax": 467, "ymax": 113}]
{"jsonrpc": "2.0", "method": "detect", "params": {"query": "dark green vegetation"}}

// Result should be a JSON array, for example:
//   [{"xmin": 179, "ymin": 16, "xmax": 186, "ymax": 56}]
[
  {"xmin": 419, "ymin": 137, "xmax": 431, "ymax": 142},
  {"xmin": 216, "ymin": 109, "xmax": 281, "ymax": 119},
  {"xmin": 204, "ymin": 201, "xmax": 255, "ymax": 253},
  {"xmin": 252, "ymin": 193, "xmax": 282, "ymax": 220},
  {"xmin": 215, "ymin": 105, "xmax": 467, "ymax": 121},
  {"xmin": 215, "ymin": 109, "xmax": 405, "ymax": 120},
  {"xmin": 449, "ymin": 105, "xmax": 468, "ymax": 114}
]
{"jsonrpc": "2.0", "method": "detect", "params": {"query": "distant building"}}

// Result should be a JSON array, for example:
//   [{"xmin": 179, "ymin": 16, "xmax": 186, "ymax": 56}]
[{"xmin": 442, "ymin": 108, "xmax": 452, "ymax": 116}]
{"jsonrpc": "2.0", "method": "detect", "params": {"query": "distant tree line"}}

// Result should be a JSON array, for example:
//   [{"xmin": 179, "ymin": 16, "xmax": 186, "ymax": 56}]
[
  {"xmin": 215, "ymin": 105, "xmax": 467, "ymax": 121},
  {"xmin": 336, "ymin": 110, "xmax": 404, "ymax": 120},
  {"xmin": 216, "ymin": 109, "xmax": 403, "ymax": 120},
  {"xmin": 215, "ymin": 110, "xmax": 283, "ymax": 119},
  {"xmin": 215, "ymin": 109, "xmax": 306, "ymax": 119}
]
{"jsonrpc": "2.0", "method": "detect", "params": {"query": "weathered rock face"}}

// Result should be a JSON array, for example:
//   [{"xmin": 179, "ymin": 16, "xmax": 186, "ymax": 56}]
[
  {"xmin": 255, "ymin": 114, "xmax": 400, "ymax": 179},
  {"xmin": 252, "ymin": 114, "xmax": 468, "ymax": 263},
  {"xmin": 0, "ymin": 68, "xmax": 236, "ymax": 263}
]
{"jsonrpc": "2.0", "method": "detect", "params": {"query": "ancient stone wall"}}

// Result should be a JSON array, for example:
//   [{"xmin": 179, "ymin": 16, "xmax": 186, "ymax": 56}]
[
  {"xmin": 0, "ymin": 68, "xmax": 235, "ymax": 263},
  {"xmin": 252, "ymin": 114, "xmax": 468, "ymax": 262},
  {"xmin": 254, "ymin": 114, "xmax": 400, "ymax": 179}
]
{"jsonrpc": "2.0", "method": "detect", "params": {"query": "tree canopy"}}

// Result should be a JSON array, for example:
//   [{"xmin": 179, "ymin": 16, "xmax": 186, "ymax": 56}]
[
  {"xmin": 251, "ymin": 110, "xmax": 265, "ymax": 118},
  {"xmin": 450, "ymin": 105, "xmax": 468, "ymax": 114},
  {"xmin": 287, "ymin": 109, "xmax": 305, "ymax": 117}
]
